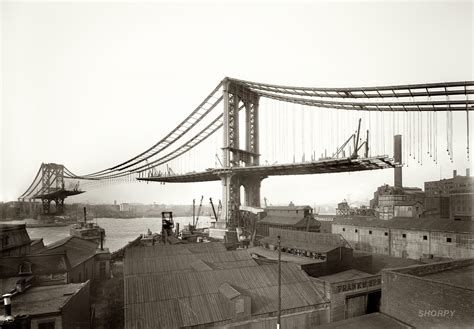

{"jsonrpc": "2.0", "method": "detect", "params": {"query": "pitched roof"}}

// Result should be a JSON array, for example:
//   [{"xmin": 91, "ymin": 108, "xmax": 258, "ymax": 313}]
[
  {"xmin": 124, "ymin": 249, "xmax": 257, "ymax": 276},
  {"xmin": 258, "ymin": 216, "xmax": 319, "ymax": 228},
  {"xmin": 125, "ymin": 242, "xmax": 227, "ymax": 259},
  {"xmin": 10, "ymin": 282, "xmax": 88, "ymax": 316},
  {"xmin": 42, "ymin": 236, "xmax": 98, "ymax": 267},
  {"xmin": 0, "ymin": 253, "xmax": 70, "ymax": 278},
  {"xmin": 332, "ymin": 217, "xmax": 473, "ymax": 234},
  {"xmin": 124, "ymin": 263, "xmax": 328, "ymax": 328}
]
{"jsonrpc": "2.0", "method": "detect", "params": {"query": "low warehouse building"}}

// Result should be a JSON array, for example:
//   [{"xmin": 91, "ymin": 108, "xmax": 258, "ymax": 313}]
[
  {"xmin": 124, "ymin": 242, "xmax": 331, "ymax": 328},
  {"xmin": 332, "ymin": 217, "xmax": 474, "ymax": 260}
]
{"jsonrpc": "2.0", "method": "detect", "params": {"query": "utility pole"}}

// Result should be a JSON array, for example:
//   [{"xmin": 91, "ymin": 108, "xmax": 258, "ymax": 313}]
[{"xmin": 277, "ymin": 235, "xmax": 281, "ymax": 328}]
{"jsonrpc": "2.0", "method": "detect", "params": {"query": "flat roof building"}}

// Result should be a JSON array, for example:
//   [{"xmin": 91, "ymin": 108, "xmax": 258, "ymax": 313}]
[{"xmin": 381, "ymin": 259, "xmax": 474, "ymax": 328}]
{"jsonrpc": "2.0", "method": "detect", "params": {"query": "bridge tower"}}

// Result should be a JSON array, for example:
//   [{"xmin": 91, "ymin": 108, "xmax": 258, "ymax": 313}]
[
  {"xmin": 220, "ymin": 78, "xmax": 266, "ymax": 227},
  {"xmin": 40, "ymin": 163, "xmax": 66, "ymax": 214}
]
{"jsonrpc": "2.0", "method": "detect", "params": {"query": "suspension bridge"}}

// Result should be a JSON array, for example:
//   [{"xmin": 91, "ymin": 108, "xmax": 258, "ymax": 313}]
[{"xmin": 19, "ymin": 77, "xmax": 473, "ymax": 225}]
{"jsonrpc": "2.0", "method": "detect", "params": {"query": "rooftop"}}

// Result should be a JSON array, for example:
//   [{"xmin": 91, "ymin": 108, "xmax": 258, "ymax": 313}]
[
  {"xmin": 420, "ymin": 264, "xmax": 474, "ymax": 288},
  {"xmin": 247, "ymin": 246, "xmax": 324, "ymax": 266},
  {"xmin": 41, "ymin": 236, "xmax": 99, "ymax": 267},
  {"xmin": 333, "ymin": 216, "xmax": 473, "ymax": 234},
  {"xmin": 10, "ymin": 282, "xmax": 88, "ymax": 316},
  {"xmin": 124, "ymin": 262, "xmax": 328, "ymax": 328},
  {"xmin": 318, "ymin": 269, "xmax": 375, "ymax": 283},
  {"xmin": 258, "ymin": 215, "xmax": 319, "ymax": 228},
  {"xmin": 0, "ymin": 253, "xmax": 70, "ymax": 278},
  {"xmin": 260, "ymin": 236, "xmax": 339, "ymax": 253},
  {"xmin": 315, "ymin": 312, "xmax": 412, "ymax": 329},
  {"xmin": 124, "ymin": 249, "xmax": 258, "ymax": 276},
  {"xmin": 353, "ymin": 251, "xmax": 422, "ymax": 274},
  {"xmin": 125, "ymin": 241, "xmax": 227, "ymax": 259},
  {"xmin": 388, "ymin": 259, "xmax": 474, "ymax": 290}
]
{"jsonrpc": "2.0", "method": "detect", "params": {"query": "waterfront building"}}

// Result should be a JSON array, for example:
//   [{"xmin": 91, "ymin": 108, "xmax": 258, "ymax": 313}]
[{"xmin": 332, "ymin": 217, "xmax": 474, "ymax": 259}]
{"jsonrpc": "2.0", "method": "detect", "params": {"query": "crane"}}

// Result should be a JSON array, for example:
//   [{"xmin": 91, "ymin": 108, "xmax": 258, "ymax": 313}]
[{"xmin": 195, "ymin": 195, "xmax": 204, "ymax": 228}]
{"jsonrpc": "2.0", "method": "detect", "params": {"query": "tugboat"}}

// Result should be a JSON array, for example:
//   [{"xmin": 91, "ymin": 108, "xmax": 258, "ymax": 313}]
[{"xmin": 70, "ymin": 207, "xmax": 105, "ymax": 243}]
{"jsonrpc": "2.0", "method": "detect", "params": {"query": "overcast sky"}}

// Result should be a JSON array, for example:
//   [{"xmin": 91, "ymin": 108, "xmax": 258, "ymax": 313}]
[{"xmin": 1, "ymin": 1, "xmax": 473, "ymax": 207}]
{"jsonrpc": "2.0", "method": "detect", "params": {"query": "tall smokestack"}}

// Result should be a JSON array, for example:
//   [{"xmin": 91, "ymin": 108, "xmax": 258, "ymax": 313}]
[
  {"xmin": 453, "ymin": 170, "xmax": 457, "ymax": 178},
  {"xmin": 467, "ymin": 168, "xmax": 471, "ymax": 177},
  {"xmin": 394, "ymin": 135, "xmax": 402, "ymax": 188}
]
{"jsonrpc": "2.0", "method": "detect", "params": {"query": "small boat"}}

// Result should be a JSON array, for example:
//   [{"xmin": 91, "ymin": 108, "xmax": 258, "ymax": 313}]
[{"xmin": 70, "ymin": 207, "xmax": 105, "ymax": 244}]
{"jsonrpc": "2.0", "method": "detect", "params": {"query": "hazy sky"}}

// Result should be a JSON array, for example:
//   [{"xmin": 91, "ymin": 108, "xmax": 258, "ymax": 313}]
[{"xmin": 2, "ymin": 1, "xmax": 473, "ymax": 206}]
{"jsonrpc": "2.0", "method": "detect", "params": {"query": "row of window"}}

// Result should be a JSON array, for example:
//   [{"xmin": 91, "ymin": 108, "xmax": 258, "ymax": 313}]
[{"xmin": 341, "ymin": 228, "xmax": 453, "ymax": 243}]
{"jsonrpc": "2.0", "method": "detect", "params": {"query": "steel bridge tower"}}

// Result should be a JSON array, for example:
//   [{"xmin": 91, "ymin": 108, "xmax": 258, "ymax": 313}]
[{"xmin": 220, "ymin": 79, "xmax": 266, "ymax": 227}]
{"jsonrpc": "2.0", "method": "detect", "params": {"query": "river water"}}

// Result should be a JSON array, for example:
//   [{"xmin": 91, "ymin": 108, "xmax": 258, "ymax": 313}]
[{"xmin": 8, "ymin": 216, "xmax": 212, "ymax": 252}]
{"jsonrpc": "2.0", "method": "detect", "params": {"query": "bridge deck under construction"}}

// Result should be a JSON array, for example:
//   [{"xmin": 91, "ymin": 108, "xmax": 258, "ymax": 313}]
[
  {"xmin": 138, "ymin": 156, "xmax": 396, "ymax": 183},
  {"xmin": 33, "ymin": 189, "xmax": 84, "ymax": 200}
]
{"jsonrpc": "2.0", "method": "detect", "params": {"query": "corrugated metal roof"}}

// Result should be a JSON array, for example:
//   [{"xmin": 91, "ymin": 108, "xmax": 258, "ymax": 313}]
[
  {"xmin": 333, "ymin": 217, "xmax": 473, "ymax": 234},
  {"xmin": 124, "ymin": 250, "xmax": 257, "ymax": 276},
  {"xmin": 124, "ymin": 263, "xmax": 328, "ymax": 328},
  {"xmin": 124, "ymin": 242, "xmax": 226, "ymax": 259},
  {"xmin": 219, "ymin": 282, "xmax": 241, "ymax": 299}
]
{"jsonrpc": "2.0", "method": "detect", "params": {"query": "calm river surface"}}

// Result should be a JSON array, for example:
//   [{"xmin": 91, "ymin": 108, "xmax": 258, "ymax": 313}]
[{"xmin": 9, "ymin": 216, "xmax": 211, "ymax": 252}]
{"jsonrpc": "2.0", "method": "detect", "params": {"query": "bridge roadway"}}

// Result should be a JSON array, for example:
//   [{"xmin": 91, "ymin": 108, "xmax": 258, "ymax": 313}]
[
  {"xmin": 137, "ymin": 156, "xmax": 396, "ymax": 183},
  {"xmin": 33, "ymin": 189, "xmax": 84, "ymax": 200}
]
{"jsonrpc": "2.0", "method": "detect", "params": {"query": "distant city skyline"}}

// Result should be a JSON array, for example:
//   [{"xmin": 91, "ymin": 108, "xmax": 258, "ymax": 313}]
[{"xmin": 2, "ymin": 1, "xmax": 473, "ymax": 205}]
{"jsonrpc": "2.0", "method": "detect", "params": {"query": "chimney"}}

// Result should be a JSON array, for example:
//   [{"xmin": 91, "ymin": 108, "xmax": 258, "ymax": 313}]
[
  {"xmin": 453, "ymin": 170, "xmax": 457, "ymax": 178},
  {"xmin": 100, "ymin": 230, "xmax": 104, "ymax": 251},
  {"xmin": 467, "ymin": 168, "xmax": 470, "ymax": 177},
  {"xmin": 3, "ymin": 293, "xmax": 13, "ymax": 321},
  {"xmin": 394, "ymin": 135, "xmax": 402, "ymax": 188}
]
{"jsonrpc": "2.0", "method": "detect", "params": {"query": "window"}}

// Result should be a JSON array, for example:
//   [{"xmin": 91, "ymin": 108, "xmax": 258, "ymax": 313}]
[
  {"xmin": 423, "ymin": 235, "xmax": 428, "ymax": 240},
  {"xmin": 355, "ymin": 229, "xmax": 358, "ymax": 233},
  {"xmin": 402, "ymin": 234, "xmax": 406, "ymax": 238},
  {"xmin": 369, "ymin": 230, "xmax": 372, "ymax": 235},
  {"xmin": 342, "ymin": 228, "xmax": 345, "ymax": 232},
  {"xmin": 384, "ymin": 232, "xmax": 388, "ymax": 236},
  {"xmin": 447, "ymin": 237, "xmax": 452, "ymax": 243},
  {"xmin": 38, "ymin": 321, "xmax": 55, "ymax": 329}
]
